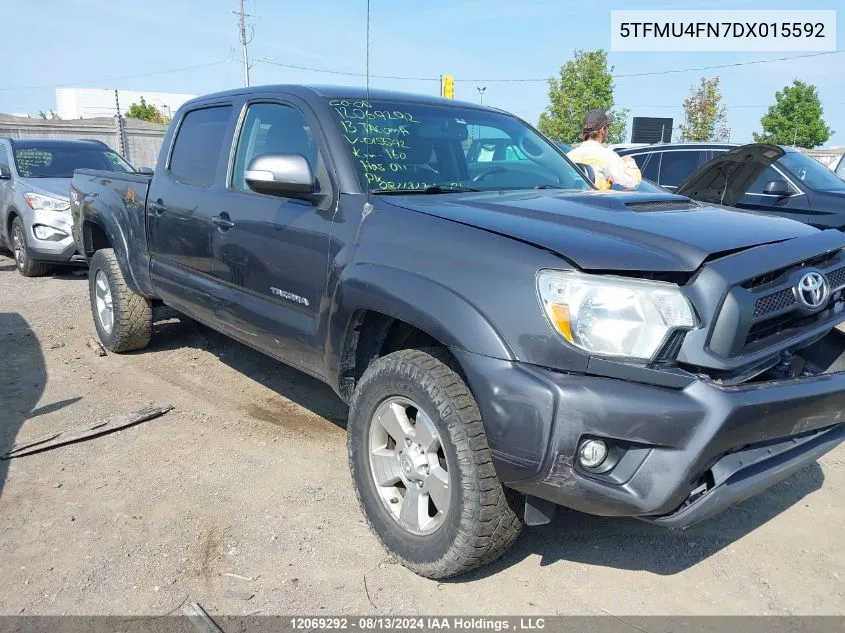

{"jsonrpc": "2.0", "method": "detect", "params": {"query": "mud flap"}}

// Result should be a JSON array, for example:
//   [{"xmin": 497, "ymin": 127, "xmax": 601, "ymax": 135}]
[{"xmin": 524, "ymin": 494, "xmax": 557, "ymax": 526}]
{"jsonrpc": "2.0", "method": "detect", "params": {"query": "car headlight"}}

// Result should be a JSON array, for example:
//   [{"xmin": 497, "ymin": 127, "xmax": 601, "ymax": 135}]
[
  {"xmin": 23, "ymin": 192, "xmax": 70, "ymax": 212},
  {"xmin": 537, "ymin": 269, "xmax": 696, "ymax": 361}
]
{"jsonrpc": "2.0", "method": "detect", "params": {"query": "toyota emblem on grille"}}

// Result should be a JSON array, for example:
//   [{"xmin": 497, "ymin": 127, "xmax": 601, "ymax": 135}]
[{"xmin": 794, "ymin": 271, "xmax": 829, "ymax": 311}]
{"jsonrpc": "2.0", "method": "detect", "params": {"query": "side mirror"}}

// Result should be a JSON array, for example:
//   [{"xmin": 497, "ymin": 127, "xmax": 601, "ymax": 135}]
[
  {"xmin": 0, "ymin": 166, "xmax": 10, "ymax": 180},
  {"xmin": 137, "ymin": 167, "xmax": 154, "ymax": 175},
  {"xmin": 763, "ymin": 179, "xmax": 792, "ymax": 197},
  {"xmin": 576, "ymin": 162, "xmax": 596, "ymax": 185},
  {"xmin": 245, "ymin": 154, "xmax": 314, "ymax": 196}
]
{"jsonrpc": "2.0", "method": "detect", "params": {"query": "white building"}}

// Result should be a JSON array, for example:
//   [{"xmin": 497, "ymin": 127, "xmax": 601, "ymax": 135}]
[{"xmin": 55, "ymin": 88, "xmax": 197, "ymax": 120}]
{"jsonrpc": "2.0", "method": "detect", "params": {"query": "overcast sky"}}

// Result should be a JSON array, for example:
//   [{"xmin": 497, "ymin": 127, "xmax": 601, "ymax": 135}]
[{"xmin": 2, "ymin": 0, "xmax": 843, "ymax": 145}]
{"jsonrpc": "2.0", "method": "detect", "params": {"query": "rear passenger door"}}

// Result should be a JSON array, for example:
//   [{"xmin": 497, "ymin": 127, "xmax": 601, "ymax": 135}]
[
  {"xmin": 657, "ymin": 150, "xmax": 708, "ymax": 191},
  {"xmin": 147, "ymin": 103, "xmax": 235, "ymax": 322}
]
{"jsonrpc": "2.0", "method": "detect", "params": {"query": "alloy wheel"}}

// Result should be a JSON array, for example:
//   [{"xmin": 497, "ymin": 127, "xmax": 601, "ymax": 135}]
[{"xmin": 368, "ymin": 396, "xmax": 451, "ymax": 535}]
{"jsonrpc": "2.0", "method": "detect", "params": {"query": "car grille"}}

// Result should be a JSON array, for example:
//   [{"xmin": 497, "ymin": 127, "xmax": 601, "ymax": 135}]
[
  {"xmin": 752, "ymin": 265, "xmax": 845, "ymax": 319},
  {"xmin": 701, "ymin": 249, "xmax": 845, "ymax": 359}
]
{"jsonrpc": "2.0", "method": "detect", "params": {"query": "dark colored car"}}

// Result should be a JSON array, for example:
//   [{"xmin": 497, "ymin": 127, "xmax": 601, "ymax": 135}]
[
  {"xmin": 71, "ymin": 85, "xmax": 845, "ymax": 579},
  {"xmin": 676, "ymin": 144, "xmax": 845, "ymax": 229},
  {"xmin": 616, "ymin": 142, "xmax": 737, "ymax": 192}
]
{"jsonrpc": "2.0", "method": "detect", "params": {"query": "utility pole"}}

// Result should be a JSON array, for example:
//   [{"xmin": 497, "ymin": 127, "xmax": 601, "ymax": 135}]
[
  {"xmin": 476, "ymin": 86, "xmax": 486, "ymax": 105},
  {"xmin": 236, "ymin": 0, "xmax": 253, "ymax": 87},
  {"xmin": 114, "ymin": 90, "xmax": 130, "ymax": 163}
]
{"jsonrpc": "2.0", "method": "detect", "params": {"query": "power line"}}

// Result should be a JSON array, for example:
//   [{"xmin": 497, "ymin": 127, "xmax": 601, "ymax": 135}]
[
  {"xmin": 0, "ymin": 60, "xmax": 233, "ymax": 93},
  {"xmin": 2, "ymin": 49, "xmax": 840, "ymax": 96},
  {"xmin": 612, "ymin": 51, "xmax": 842, "ymax": 79},
  {"xmin": 256, "ymin": 59, "xmax": 439, "ymax": 81},
  {"xmin": 456, "ymin": 51, "xmax": 842, "ymax": 82}
]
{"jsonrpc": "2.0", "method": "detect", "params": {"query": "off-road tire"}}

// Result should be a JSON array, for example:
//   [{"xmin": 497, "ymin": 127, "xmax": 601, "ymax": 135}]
[
  {"xmin": 11, "ymin": 217, "xmax": 50, "ymax": 277},
  {"xmin": 89, "ymin": 248, "xmax": 152, "ymax": 352},
  {"xmin": 348, "ymin": 348, "xmax": 523, "ymax": 579}
]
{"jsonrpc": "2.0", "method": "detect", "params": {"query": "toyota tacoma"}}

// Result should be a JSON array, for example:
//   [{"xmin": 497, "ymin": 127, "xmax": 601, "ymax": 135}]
[{"xmin": 70, "ymin": 86, "xmax": 845, "ymax": 578}]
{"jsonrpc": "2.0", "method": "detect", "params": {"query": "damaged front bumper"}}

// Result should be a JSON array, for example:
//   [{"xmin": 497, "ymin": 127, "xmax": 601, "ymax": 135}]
[{"xmin": 452, "ymin": 328, "xmax": 845, "ymax": 529}]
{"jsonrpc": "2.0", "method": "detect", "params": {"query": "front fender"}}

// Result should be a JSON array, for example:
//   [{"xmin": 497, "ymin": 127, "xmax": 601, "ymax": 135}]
[{"xmin": 326, "ymin": 263, "xmax": 514, "ymax": 387}]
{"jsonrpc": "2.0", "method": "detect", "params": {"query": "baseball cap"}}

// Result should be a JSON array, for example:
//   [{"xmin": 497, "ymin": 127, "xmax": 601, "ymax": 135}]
[{"xmin": 583, "ymin": 109, "xmax": 614, "ymax": 133}]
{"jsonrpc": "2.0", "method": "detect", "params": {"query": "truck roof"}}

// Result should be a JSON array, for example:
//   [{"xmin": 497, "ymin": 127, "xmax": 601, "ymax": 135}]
[{"xmin": 183, "ymin": 84, "xmax": 497, "ymax": 113}]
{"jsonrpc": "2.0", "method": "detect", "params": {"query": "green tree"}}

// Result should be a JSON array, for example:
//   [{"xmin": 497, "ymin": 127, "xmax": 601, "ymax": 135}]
[
  {"xmin": 679, "ymin": 76, "xmax": 730, "ymax": 142},
  {"xmin": 538, "ymin": 50, "xmax": 628, "ymax": 145},
  {"xmin": 126, "ymin": 97, "xmax": 168, "ymax": 124},
  {"xmin": 753, "ymin": 80, "xmax": 833, "ymax": 148}
]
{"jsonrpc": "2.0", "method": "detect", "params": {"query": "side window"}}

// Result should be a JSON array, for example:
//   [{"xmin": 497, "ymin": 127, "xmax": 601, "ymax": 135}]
[
  {"xmin": 836, "ymin": 156, "xmax": 845, "ymax": 179},
  {"xmin": 169, "ymin": 105, "xmax": 232, "ymax": 186},
  {"xmin": 232, "ymin": 103, "xmax": 318, "ymax": 192},
  {"xmin": 658, "ymin": 150, "xmax": 707, "ymax": 187},
  {"xmin": 638, "ymin": 153, "xmax": 660, "ymax": 182},
  {"xmin": 746, "ymin": 166, "xmax": 798, "ymax": 195}
]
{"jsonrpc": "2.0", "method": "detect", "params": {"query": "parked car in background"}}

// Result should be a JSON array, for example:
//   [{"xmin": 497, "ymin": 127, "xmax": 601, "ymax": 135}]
[
  {"xmin": 677, "ymin": 144, "xmax": 845, "ymax": 229},
  {"xmin": 71, "ymin": 85, "xmax": 845, "ymax": 579},
  {"xmin": 616, "ymin": 142, "xmax": 737, "ymax": 191},
  {"xmin": 553, "ymin": 140, "xmax": 572, "ymax": 153},
  {"xmin": 0, "ymin": 138, "xmax": 134, "ymax": 276}
]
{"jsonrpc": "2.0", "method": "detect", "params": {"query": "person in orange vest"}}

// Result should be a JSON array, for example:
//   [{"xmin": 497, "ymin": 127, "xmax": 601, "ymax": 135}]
[{"xmin": 567, "ymin": 109, "xmax": 641, "ymax": 190}]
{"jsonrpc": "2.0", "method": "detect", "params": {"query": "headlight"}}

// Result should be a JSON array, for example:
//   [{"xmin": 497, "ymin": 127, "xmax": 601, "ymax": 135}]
[
  {"xmin": 23, "ymin": 192, "xmax": 70, "ymax": 212},
  {"xmin": 537, "ymin": 269, "xmax": 696, "ymax": 361}
]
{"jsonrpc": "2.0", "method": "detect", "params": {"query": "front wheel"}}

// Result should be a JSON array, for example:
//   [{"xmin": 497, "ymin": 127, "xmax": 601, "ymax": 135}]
[
  {"xmin": 348, "ymin": 348, "xmax": 522, "ymax": 578},
  {"xmin": 11, "ymin": 217, "xmax": 50, "ymax": 277},
  {"xmin": 88, "ymin": 248, "xmax": 152, "ymax": 352}
]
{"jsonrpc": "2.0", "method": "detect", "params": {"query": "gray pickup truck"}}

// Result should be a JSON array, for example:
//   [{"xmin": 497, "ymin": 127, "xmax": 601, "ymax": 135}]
[{"xmin": 71, "ymin": 85, "xmax": 845, "ymax": 578}]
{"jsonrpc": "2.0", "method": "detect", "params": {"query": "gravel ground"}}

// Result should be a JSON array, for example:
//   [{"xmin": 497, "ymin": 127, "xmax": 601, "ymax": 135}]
[{"xmin": 0, "ymin": 252, "xmax": 844, "ymax": 616}]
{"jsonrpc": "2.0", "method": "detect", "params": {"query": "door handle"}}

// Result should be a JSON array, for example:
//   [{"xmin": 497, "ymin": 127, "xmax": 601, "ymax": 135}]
[
  {"xmin": 149, "ymin": 202, "xmax": 166, "ymax": 216},
  {"xmin": 212, "ymin": 214, "xmax": 235, "ymax": 231}
]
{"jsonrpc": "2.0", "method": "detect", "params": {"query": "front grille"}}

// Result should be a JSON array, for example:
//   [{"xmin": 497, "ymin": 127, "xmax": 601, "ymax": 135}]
[
  {"xmin": 827, "ymin": 265, "xmax": 845, "ymax": 290},
  {"xmin": 753, "ymin": 289, "xmax": 795, "ymax": 318},
  {"xmin": 704, "ymin": 247, "xmax": 845, "ymax": 358},
  {"xmin": 752, "ymin": 265, "xmax": 845, "ymax": 319},
  {"xmin": 625, "ymin": 200, "xmax": 698, "ymax": 212}
]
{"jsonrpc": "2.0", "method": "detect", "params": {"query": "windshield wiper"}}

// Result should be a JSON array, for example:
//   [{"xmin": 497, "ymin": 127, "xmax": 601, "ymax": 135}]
[
  {"xmin": 372, "ymin": 185, "xmax": 481, "ymax": 195},
  {"xmin": 535, "ymin": 184, "xmax": 566, "ymax": 189}
]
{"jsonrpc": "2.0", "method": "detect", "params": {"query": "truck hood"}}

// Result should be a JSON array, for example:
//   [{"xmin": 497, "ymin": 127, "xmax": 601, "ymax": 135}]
[
  {"xmin": 17, "ymin": 177, "xmax": 72, "ymax": 201},
  {"xmin": 676, "ymin": 143, "xmax": 784, "ymax": 207},
  {"xmin": 382, "ymin": 189, "xmax": 818, "ymax": 272}
]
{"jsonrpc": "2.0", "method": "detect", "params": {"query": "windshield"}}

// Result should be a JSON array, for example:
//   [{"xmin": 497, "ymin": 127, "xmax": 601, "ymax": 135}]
[
  {"xmin": 778, "ymin": 151, "xmax": 845, "ymax": 192},
  {"xmin": 327, "ymin": 98, "xmax": 591, "ymax": 193},
  {"xmin": 13, "ymin": 143, "xmax": 134, "ymax": 178}
]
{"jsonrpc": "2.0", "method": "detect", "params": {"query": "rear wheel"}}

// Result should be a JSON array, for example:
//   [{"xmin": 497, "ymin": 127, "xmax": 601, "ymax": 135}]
[
  {"xmin": 348, "ymin": 348, "xmax": 522, "ymax": 578},
  {"xmin": 11, "ymin": 217, "xmax": 50, "ymax": 277},
  {"xmin": 88, "ymin": 248, "xmax": 152, "ymax": 352}
]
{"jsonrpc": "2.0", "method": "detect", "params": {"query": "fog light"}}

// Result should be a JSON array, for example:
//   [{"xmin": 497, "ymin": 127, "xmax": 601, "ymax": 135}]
[
  {"xmin": 33, "ymin": 225, "xmax": 68, "ymax": 241},
  {"xmin": 578, "ymin": 439, "xmax": 608, "ymax": 469}
]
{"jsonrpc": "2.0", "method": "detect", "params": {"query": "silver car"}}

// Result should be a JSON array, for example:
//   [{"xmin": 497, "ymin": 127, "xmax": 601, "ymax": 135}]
[{"xmin": 0, "ymin": 138, "xmax": 134, "ymax": 276}]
